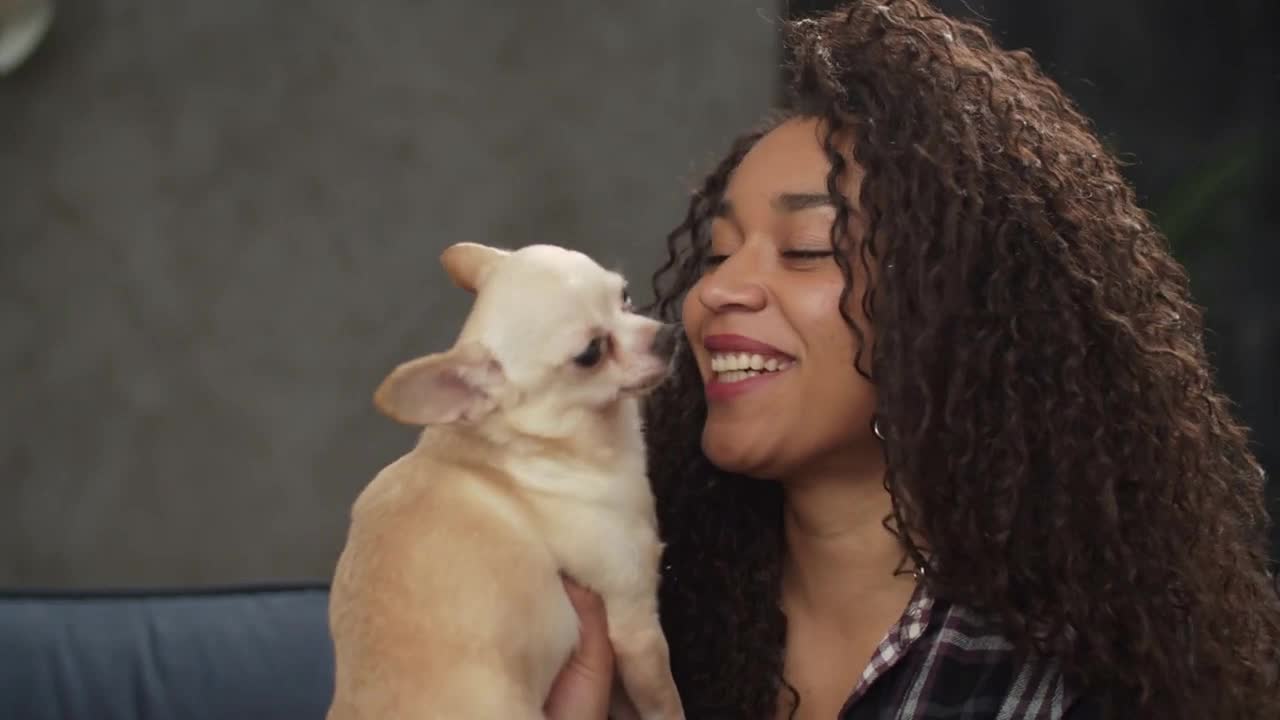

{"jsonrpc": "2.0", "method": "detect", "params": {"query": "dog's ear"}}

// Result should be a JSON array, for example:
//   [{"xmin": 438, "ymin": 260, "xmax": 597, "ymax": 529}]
[
  {"xmin": 440, "ymin": 243, "xmax": 510, "ymax": 294},
  {"xmin": 373, "ymin": 342, "xmax": 504, "ymax": 425}
]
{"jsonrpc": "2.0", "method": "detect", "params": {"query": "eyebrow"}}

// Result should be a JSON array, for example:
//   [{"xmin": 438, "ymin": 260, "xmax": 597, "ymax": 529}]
[
  {"xmin": 775, "ymin": 192, "xmax": 836, "ymax": 212},
  {"xmin": 713, "ymin": 192, "xmax": 836, "ymax": 218}
]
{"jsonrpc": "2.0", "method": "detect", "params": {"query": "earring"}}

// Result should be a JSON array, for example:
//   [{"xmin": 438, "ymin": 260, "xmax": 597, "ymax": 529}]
[{"xmin": 873, "ymin": 417, "xmax": 885, "ymax": 441}]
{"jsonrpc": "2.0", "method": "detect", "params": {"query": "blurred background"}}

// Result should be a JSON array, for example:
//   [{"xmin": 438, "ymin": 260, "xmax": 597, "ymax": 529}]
[{"xmin": 1, "ymin": 0, "xmax": 1275, "ymax": 589}]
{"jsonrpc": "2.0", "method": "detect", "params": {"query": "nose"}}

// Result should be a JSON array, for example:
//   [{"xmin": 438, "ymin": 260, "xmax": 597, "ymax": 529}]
[
  {"xmin": 649, "ymin": 323, "xmax": 680, "ymax": 361},
  {"xmin": 697, "ymin": 251, "xmax": 767, "ymax": 313}
]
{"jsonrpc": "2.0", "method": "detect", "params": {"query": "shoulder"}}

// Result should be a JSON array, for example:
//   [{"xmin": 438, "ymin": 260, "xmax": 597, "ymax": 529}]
[{"xmin": 905, "ymin": 599, "xmax": 1095, "ymax": 720}]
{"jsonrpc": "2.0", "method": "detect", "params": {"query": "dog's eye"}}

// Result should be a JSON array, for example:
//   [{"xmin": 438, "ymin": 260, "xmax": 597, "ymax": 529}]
[
  {"xmin": 621, "ymin": 287, "xmax": 632, "ymax": 310},
  {"xmin": 573, "ymin": 336, "xmax": 606, "ymax": 368}
]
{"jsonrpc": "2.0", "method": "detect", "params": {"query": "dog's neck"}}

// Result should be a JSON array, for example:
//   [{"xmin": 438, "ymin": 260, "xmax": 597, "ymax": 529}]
[
  {"xmin": 492, "ymin": 396, "xmax": 643, "ymax": 464},
  {"xmin": 419, "ymin": 395, "xmax": 645, "ymax": 472}
]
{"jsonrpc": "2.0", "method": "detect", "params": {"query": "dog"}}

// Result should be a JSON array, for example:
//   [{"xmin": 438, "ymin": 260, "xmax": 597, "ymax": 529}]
[{"xmin": 325, "ymin": 242, "xmax": 685, "ymax": 720}]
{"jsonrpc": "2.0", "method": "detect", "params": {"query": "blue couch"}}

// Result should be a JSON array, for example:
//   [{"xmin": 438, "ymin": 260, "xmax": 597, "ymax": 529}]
[{"xmin": 0, "ymin": 582, "xmax": 334, "ymax": 720}]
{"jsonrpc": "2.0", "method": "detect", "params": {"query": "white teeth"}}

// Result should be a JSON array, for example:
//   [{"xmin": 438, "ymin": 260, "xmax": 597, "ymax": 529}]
[
  {"xmin": 709, "ymin": 352, "xmax": 793, "ymax": 382},
  {"xmin": 718, "ymin": 370, "xmax": 759, "ymax": 383}
]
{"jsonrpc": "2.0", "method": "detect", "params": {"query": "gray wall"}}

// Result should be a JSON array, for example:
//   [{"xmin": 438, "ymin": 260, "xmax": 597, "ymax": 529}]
[{"xmin": 0, "ymin": 1, "xmax": 779, "ymax": 587}]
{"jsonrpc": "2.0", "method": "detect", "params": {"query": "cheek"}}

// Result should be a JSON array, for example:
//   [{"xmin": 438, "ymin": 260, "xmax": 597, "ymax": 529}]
[
  {"xmin": 797, "ymin": 280, "xmax": 877, "ymax": 429},
  {"xmin": 806, "ymin": 273, "xmax": 873, "ymax": 362},
  {"xmin": 818, "ymin": 336, "xmax": 878, "ymax": 442},
  {"xmin": 817, "ymin": 365, "xmax": 876, "ymax": 429}
]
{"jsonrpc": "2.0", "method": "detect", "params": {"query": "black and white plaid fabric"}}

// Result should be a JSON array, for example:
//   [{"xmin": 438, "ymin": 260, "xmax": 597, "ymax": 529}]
[{"xmin": 837, "ymin": 584, "xmax": 1099, "ymax": 720}]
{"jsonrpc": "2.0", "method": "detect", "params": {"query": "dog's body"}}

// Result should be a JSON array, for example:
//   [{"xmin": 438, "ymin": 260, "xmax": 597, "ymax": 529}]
[{"xmin": 326, "ymin": 243, "xmax": 684, "ymax": 720}]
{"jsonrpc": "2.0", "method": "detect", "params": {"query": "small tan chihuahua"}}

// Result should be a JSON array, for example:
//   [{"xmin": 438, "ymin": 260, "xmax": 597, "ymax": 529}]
[{"xmin": 326, "ymin": 242, "xmax": 685, "ymax": 720}]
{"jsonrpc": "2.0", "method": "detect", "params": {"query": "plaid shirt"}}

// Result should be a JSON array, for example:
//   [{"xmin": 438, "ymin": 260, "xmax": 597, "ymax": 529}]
[{"xmin": 837, "ymin": 584, "xmax": 1100, "ymax": 720}]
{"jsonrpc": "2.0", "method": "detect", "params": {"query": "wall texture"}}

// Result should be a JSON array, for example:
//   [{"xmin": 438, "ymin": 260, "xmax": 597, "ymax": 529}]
[{"xmin": 0, "ymin": 1, "xmax": 780, "ymax": 586}]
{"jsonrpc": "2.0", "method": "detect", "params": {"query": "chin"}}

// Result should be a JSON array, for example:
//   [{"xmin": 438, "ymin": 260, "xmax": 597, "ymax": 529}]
[{"xmin": 701, "ymin": 430, "xmax": 778, "ymax": 480}]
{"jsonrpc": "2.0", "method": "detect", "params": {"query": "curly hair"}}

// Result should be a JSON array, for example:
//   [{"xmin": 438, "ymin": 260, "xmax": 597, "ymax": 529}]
[{"xmin": 643, "ymin": 2, "xmax": 1280, "ymax": 718}]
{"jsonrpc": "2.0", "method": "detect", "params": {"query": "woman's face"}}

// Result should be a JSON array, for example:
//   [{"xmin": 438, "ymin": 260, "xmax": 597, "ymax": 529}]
[{"xmin": 681, "ymin": 117, "xmax": 880, "ymax": 482}]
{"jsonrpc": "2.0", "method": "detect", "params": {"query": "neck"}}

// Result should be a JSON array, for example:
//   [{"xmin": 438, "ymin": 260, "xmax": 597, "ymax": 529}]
[
  {"xmin": 480, "ymin": 395, "xmax": 643, "ymax": 465},
  {"xmin": 780, "ymin": 457, "xmax": 916, "ymax": 622}
]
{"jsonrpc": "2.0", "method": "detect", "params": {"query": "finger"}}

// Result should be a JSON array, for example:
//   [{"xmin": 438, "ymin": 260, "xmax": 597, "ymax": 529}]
[
  {"xmin": 561, "ymin": 577, "xmax": 612, "ymax": 662},
  {"xmin": 545, "ymin": 577, "xmax": 615, "ymax": 719}
]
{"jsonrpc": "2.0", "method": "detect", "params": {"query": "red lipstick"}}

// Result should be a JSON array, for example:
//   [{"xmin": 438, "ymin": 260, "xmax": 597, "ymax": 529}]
[{"xmin": 703, "ymin": 334, "xmax": 793, "ymax": 358}]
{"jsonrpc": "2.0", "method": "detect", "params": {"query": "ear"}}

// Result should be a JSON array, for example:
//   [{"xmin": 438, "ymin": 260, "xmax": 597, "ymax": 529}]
[
  {"xmin": 373, "ymin": 342, "xmax": 504, "ymax": 425},
  {"xmin": 440, "ymin": 243, "xmax": 511, "ymax": 293}
]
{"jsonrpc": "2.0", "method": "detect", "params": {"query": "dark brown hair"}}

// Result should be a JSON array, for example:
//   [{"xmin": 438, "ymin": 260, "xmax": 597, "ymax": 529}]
[{"xmin": 644, "ymin": 2, "xmax": 1280, "ymax": 718}]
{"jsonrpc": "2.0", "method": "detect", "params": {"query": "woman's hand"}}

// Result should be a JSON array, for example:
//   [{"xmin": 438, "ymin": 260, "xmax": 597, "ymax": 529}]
[{"xmin": 544, "ymin": 576, "xmax": 616, "ymax": 720}]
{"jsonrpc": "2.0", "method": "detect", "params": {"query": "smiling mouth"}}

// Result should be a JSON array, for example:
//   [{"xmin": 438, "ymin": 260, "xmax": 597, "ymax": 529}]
[{"xmin": 709, "ymin": 352, "xmax": 794, "ymax": 384}]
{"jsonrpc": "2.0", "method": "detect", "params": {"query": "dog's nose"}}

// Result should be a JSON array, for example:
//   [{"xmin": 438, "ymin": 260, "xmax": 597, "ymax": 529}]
[{"xmin": 650, "ymin": 323, "xmax": 680, "ymax": 361}]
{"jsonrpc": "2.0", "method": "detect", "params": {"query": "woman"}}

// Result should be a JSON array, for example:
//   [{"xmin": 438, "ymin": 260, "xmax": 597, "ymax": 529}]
[{"xmin": 548, "ymin": 1, "xmax": 1280, "ymax": 718}]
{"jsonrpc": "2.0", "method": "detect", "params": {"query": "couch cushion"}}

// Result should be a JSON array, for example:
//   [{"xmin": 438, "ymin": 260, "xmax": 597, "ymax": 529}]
[{"xmin": 0, "ymin": 582, "xmax": 333, "ymax": 720}]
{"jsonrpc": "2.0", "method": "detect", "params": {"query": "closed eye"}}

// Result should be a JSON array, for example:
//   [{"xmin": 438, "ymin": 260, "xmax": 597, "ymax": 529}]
[
  {"xmin": 782, "ymin": 250, "xmax": 834, "ymax": 260},
  {"xmin": 701, "ymin": 249, "xmax": 834, "ymax": 272}
]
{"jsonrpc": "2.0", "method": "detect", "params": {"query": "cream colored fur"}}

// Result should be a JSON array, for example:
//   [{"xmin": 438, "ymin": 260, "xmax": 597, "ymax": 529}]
[{"xmin": 326, "ymin": 243, "xmax": 684, "ymax": 720}]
